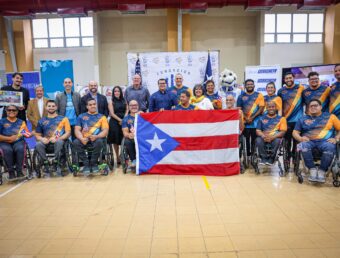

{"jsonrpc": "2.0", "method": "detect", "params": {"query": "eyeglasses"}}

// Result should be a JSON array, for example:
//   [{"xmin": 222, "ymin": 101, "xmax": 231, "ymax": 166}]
[
  {"xmin": 309, "ymin": 104, "xmax": 320, "ymax": 108},
  {"xmin": 7, "ymin": 109, "xmax": 18, "ymax": 112},
  {"xmin": 129, "ymin": 104, "xmax": 138, "ymax": 107}
]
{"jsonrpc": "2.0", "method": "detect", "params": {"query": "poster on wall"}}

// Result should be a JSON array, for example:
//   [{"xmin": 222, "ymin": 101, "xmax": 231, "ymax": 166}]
[
  {"xmin": 245, "ymin": 65, "xmax": 282, "ymax": 95},
  {"xmin": 282, "ymin": 64, "xmax": 337, "ymax": 88},
  {"xmin": 127, "ymin": 51, "xmax": 220, "ymax": 95},
  {"xmin": 40, "ymin": 60, "xmax": 73, "ymax": 99}
]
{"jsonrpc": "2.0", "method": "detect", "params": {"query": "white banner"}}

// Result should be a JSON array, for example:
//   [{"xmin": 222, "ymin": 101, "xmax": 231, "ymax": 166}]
[
  {"xmin": 127, "ymin": 51, "xmax": 220, "ymax": 94},
  {"xmin": 245, "ymin": 65, "xmax": 282, "ymax": 95}
]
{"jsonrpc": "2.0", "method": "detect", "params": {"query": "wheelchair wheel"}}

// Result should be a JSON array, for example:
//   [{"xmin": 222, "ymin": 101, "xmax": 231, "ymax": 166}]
[
  {"xmin": 294, "ymin": 151, "xmax": 301, "ymax": 177},
  {"xmin": 105, "ymin": 143, "xmax": 115, "ymax": 170},
  {"xmin": 283, "ymin": 140, "xmax": 290, "ymax": 173},
  {"xmin": 63, "ymin": 141, "xmax": 73, "ymax": 173},
  {"xmin": 240, "ymin": 136, "xmax": 248, "ymax": 170},
  {"xmin": 24, "ymin": 147, "xmax": 33, "ymax": 180},
  {"xmin": 32, "ymin": 150, "xmax": 43, "ymax": 178},
  {"xmin": 251, "ymin": 151, "xmax": 260, "ymax": 175},
  {"xmin": 298, "ymin": 175, "xmax": 304, "ymax": 184},
  {"xmin": 120, "ymin": 138, "xmax": 129, "ymax": 174},
  {"xmin": 277, "ymin": 160, "xmax": 285, "ymax": 177}
]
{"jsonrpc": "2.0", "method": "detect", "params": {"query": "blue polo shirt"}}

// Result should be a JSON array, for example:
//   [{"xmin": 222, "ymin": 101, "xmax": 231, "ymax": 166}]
[{"xmin": 149, "ymin": 90, "xmax": 178, "ymax": 112}]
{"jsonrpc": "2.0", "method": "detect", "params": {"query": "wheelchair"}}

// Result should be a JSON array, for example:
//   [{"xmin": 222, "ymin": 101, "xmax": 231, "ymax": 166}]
[
  {"xmin": 32, "ymin": 140, "xmax": 72, "ymax": 178},
  {"xmin": 239, "ymin": 135, "xmax": 248, "ymax": 174},
  {"xmin": 251, "ymin": 138, "xmax": 289, "ymax": 177},
  {"xmin": 294, "ymin": 143, "xmax": 340, "ymax": 187},
  {"xmin": 120, "ymin": 137, "xmax": 135, "ymax": 174},
  {"xmin": 0, "ymin": 141, "xmax": 33, "ymax": 185},
  {"xmin": 71, "ymin": 138, "xmax": 114, "ymax": 177}
]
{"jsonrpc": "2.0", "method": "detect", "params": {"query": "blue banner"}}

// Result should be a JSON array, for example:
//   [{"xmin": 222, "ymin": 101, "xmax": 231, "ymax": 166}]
[{"xmin": 40, "ymin": 60, "xmax": 74, "ymax": 99}]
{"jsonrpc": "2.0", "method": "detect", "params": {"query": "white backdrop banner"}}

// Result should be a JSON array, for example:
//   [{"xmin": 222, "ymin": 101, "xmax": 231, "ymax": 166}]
[
  {"xmin": 245, "ymin": 65, "xmax": 282, "ymax": 95},
  {"xmin": 127, "ymin": 51, "xmax": 220, "ymax": 94}
]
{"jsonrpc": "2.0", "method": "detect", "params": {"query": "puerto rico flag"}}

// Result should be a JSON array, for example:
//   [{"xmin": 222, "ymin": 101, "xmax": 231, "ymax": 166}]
[
  {"xmin": 135, "ymin": 110, "xmax": 240, "ymax": 176},
  {"xmin": 21, "ymin": 129, "xmax": 31, "ymax": 138}
]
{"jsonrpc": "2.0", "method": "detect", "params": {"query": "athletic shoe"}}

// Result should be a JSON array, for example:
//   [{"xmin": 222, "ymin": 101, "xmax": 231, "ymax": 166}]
[
  {"xmin": 317, "ymin": 169, "xmax": 326, "ymax": 183},
  {"xmin": 83, "ymin": 166, "xmax": 91, "ymax": 176},
  {"xmin": 308, "ymin": 168, "xmax": 318, "ymax": 182},
  {"xmin": 92, "ymin": 165, "xmax": 100, "ymax": 173}
]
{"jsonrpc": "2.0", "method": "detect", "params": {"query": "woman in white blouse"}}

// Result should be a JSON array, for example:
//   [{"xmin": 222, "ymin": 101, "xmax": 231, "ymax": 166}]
[{"xmin": 190, "ymin": 84, "xmax": 214, "ymax": 110}]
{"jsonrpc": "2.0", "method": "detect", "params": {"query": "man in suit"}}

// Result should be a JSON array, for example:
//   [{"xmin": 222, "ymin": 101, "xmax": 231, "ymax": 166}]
[
  {"xmin": 80, "ymin": 81, "xmax": 108, "ymax": 116},
  {"xmin": 27, "ymin": 85, "xmax": 48, "ymax": 131},
  {"xmin": 55, "ymin": 78, "xmax": 81, "ymax": 139}
]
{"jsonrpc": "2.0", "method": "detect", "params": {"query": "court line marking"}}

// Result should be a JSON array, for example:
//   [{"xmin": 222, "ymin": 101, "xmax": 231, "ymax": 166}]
[
  {"xmin": 0, "ymin": 180, "xmax": 27, "ymax": 199},
  {"xmin": 202, "ymin": 176, "xmax": 211, "ymax": 190}
]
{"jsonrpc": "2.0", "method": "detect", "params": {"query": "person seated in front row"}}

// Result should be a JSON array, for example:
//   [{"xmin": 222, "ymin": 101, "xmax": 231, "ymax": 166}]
[
  {"xmin": 0, "ymin": 105, "xmax": 32, "ymax": 180},
  {"xmin": 293, "ymin": 99, "xmax": 340, "ymax": 183},
  {"xmin": 122, "ymin": 100, "xmax": 139, "ymax": 169},
  {"xmin": 35, "ymin": 100, "xmax": 71, "ymax": 176},
  {"xmin": 256, "ymin": 101, "xmax": 287, "ymax": 165},
  {"xmin": 174, "ymin": 91, "xmax": 199, "ymax": 110},
  {"xmin": 73, "ymin": 98, "xmax": 109, "ymax": 175},
  {"xmin": 190, "ymin": 84, "xmax": 214, "ymax": 110}
]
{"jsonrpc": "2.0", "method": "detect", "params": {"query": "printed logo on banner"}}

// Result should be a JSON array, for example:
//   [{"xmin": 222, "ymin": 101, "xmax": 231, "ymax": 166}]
[
  {"xmin": 153, "ymin": 57, "xmax": 159, "ymax": 64},
  {"xmin": 199, "ymin": 56, "xmax": 206, "ymax": 63},
  {"xmin": 211, "ymin": 55, "xmax": 216, "ymax": 64},
  {"xmin": 257, "ymin": 79, "xmax": 277, "ymax": 83},
  {"xmin": 142, "ymin": 57, "xmax": 148, "ymax": 67},
  {"xmin": 175, "ymin": 57, "xmax": 183, "ymax": 64},
  {"xmin": 187, "ymin": 55, "xmax": 193, "ymax": 67},
  {"xmin": 165, "ymin": 55, "xmax": 170, "ymax": 67},
  {"xmin": 129, "ymin": 58, "xmax": 137, "ymax": 64},
  {"xmin": 258, "ymin": 69, "xmax": 277, "ymax": 74}
]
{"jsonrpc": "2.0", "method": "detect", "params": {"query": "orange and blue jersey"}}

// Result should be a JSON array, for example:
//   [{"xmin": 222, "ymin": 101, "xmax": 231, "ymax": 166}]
[
  {"xmin": 237, "ymin": 91, "xmax": 265, "ymax": 128},
  {"xmin": 294, "ymin": 112, "xmax": 340, "ymax": 141},
  {"xmin": 122, "ymin": 114, "xmax": 135, "ymax": 132},
  {"xmin": 169, "ymin": 85, "xmax": 192, "ymax": 100},
  {"xmin": 174, "ymin": 103, "xmax": 198, "ymax": 110},
  {"xmin": 76, "ymin": 112, "xmax": 109, "ymax": 138},
  {"xmin": 36, "ymin": 115, "xmax": 71, "ymax": 138},
  {"xmin": 329, "ymin": 82, "xmax": 340, "ymax": 118},
  {"xmin": 205, "ymin": 92, "xmax": 222, "ymax": 109},
  {"xmin": 278, "ymin": 84, "xmax": 304, "ymax": 123},
  {"xmin": 0, "ymin": 118, "xmax": 30, "ymax": 142},
  {"xmin": 302, "ymin": 85, "xmax": 331, "ymax": 112},
  {"xmin": 256, "ymin": 114, "xmax": 287, "ymax": 136},
  {"xmin": 264, "ymin": 94, "xmax": 282, "ymax": 115}
]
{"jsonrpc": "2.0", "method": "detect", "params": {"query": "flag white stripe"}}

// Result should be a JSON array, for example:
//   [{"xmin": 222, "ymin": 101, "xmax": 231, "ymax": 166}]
[
  {"xmin": 158, "ymin": 148, "xmax": 239, "ymax": 165},
  {"xmin": 154, "ymin": 120, "xmax": 238, "ymax": 137}
]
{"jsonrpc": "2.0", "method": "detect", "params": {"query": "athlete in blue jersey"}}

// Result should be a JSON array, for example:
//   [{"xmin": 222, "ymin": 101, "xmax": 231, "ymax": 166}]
[
  {"xmin": 293, "ymin": 99, "xmax": 340, "ymax": 183},
  {"xmin": 169, "ymin": 73, "xmax": 193, "ymax": 101},
  {"xmin": 329, "ymin": 64, "xmax": 340, "ymax": 118},
  {"xmin": 278, "ymin": 72, "xmax": 304, "ymax": 163},
  {"xmin": 174, "ymin": 91, "xmax": 199, "ymax": 110},
  {"xmin": 0, "ymin": 105, "xmax": 31, "ymax": 180},
  {"xmin": 35, "ymin": 100, "xmax": 71, "ymax": 176},
  {"xmin": 74, "ymin": 98, "xmax": 109, "ymax": 175},
  {"xmin": 264, "ymin": 82, "xmax": 282, "ymax": 115}
]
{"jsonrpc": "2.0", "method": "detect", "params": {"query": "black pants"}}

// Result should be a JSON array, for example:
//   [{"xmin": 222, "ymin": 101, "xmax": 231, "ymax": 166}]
[
  {"xmin": 73, "ymin": 138, "xmax": 104, "ymax": 166},
  {"xmin": 255, "ymin": 137, "xmax": 281, "ymax": 161},
  {"xmin": 243, "ymin": 128, "xmax": 257, "ymax": 156},
  {"xmin": 125, "ymin": 138, "xmax": 136, "ymax": 161},
  {"xmin": 284, "ymin": 122, "xmax": 297, "ymax": 159}
]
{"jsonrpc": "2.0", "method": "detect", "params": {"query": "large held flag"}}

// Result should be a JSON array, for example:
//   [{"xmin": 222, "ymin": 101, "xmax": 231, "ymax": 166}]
[
  {"xmin": 203, "ymin": 52, "xmax": 213, "ymax": 86},
  {"xmin": 135, "ymin": 110, "xmax": 240, "ymax": 176}
]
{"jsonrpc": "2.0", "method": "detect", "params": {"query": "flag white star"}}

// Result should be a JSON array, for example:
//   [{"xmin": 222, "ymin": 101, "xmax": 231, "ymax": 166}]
[{"xmin": 146, "ymin": 132, "xmax": 166, "ymax": 152}]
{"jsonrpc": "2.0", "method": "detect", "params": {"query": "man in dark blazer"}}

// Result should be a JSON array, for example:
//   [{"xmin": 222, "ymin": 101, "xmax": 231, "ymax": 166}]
[{"xmin": 80, "ymin": 81, "xmax": 108, "ymax": 116}]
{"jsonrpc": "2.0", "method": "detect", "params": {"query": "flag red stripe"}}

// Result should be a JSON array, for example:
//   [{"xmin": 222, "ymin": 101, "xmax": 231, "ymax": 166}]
[
  {"xmin": 174, "ymin": 134, "xmax": 239, "ymax": 151},
  {"xmin": 142, "ymin": 109, "xmax": 239, "ymax": 124},
  {"xmin": 142, "ymin": 163, "xmax": 240, "ymax": 176}
]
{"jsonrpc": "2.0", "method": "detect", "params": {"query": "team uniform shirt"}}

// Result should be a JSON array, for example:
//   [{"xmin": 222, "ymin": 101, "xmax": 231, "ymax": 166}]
[
  {"xmin": 122, "ymin": 114, "xmax": 135, "ymax": 132},
  {"xmin": 302, "ymin": 85, "xmax": 331, "ymax": 112},
  {"xmin": 174, "ymin": 104, "xmax": 198, "ymax": 111},
  {"xmin": 169, "ymin": 85, "xmax": 192, "ymax": 100},
  {"xmin": 76, "ymin": 112, "xmax": 109, "ymax": 138},
  {"xmin": 264, "ymin": 94, "xmax": 282, "ymax": 115},
  {"xmin": 329, "ymin": 82, "xmax": 340, "ymax": 118},
  {"xmin": 0, "ymin": 118, "xmax": 30, "ymax": 142},
  {"xmin": 237, "ymin": 91, "xmax": 265, "ymax": 128},
  {"xmin": 205, "ymin": 92, "xmax": 222, "ymax": 109},
  {"xmin": 278, "ymin": 84, "xmax": 304, "ymax": 123},
  {"xmin": 294, "ymin": 112, "xmax": 340, "ymax": 141},
  {"xmin": 36, "ymin": 115, "xmax": 71, "ymax": 138},
  {"xmin": 257, "ymin": 114, "xmax": 287, "ymax": 136}
]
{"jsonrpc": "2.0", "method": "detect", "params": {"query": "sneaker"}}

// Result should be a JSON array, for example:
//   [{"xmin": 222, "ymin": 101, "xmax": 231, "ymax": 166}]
[
  {"xmin": 16, "ymin": 172, "xmax": 25, "ymax": 179},
  {"xmin": 131, "ymin": 160, "xmax": 136, "ymax": 167},
  {"xmin": 266, "ymin": 158, "xmax": 274, "ymax": 166},
  {"xmin": 82, "ymin": 166, "xmax": 91, "ymax": 176},
  {"xmin": 92, "ymin": 165, "xmax": 99, "ymax": 173},
  {"xmin": 308, "ymin": 168, "xmax": 318, "ymax": 182},
  {"xmin": 317, "ymin": 169, "xmax": 326, "ymax": 183},
  {"xmin": 56, "ymin": 166, "xmax": 62, "ymax": 177},
  {"xmin": 8, "ymin": 172, "xmax": 16, "ymax": 181},
  {"xmin": 259, "ymin": 159, "xmax": 267, "ymax": 165}
]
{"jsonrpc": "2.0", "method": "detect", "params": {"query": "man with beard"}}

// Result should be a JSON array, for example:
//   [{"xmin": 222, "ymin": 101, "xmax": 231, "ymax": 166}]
[
  {"xmin": 329, "ymin": 64, "xmax": 340, "ymax": 118},
  {"xmin": 1, "ymin": 73, "xmax": 30, "ymax": 122},
  {"xmin": 278, "ymin": 72, "xmax": 304, "ymax": 163},
  {"xmin": 169, "ymin": 73, "xmax": 192, "ymax": 101},
  {"xmin": 237, "ymin": 79, "xmax": 265, "ymax": 159},
  {"xmin": 35, "ymin": 100, "xmax": 71, "ymax": 176},
  {"xmin": 80, "ymin": 81, "xmax": 108, "ymax": 116}
]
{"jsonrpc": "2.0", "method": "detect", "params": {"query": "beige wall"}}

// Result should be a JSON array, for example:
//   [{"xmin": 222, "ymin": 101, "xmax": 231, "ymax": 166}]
[
  {"xmin": 98, "ymin": 10, "xmax": 167, "ymax": 86},
  {"xmin": 190, "ymin": 7, "xmax": 260, "ymax": 82}
]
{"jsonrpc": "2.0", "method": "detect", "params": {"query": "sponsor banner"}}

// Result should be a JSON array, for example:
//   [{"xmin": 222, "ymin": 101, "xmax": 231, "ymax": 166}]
[
  {"xmin": 245, "ymin": 65, "xmax": 282, "ymax": 95},
  {"xmin": 127, "ymin": 51, "xmax": 220, "ymax": 94}
]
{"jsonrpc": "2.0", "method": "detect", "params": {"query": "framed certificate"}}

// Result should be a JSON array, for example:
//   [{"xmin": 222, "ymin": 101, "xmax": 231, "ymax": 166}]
[{"xmin": 0, "ymin": 91, "xmax": 23, "ymax": 106}]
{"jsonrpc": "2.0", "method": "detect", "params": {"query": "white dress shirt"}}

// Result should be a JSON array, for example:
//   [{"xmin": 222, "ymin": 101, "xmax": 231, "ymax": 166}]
[{"xmin": 37, "ymin": 97, "xmax": 44, "ymax": 118}]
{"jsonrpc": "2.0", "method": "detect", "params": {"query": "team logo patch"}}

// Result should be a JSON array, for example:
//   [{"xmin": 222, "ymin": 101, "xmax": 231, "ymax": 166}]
[
  {"xmin": 3, "ymin": 123, "xmax": 10, "ymax": 128},
  {"xmin": 242, "ymin": 96, "xmax": 248, "ymax": 101},
  {"xmin": 304, "ymin": 91, "xmax": 312, "ymax": 97},
  {"xmin": 262, "ymin": 119, "xmax": 269, "ymax": 124},
  {"xmin": 43, "ymin": 120, "xmax": 49, "ymax": 125},
  {"xmin": 83, "ymin": 116, "xmax": 89, "ymax": 120},
  {"xmin": 304, "ymin": 119, "xmax": 314, "ymax": 126}
]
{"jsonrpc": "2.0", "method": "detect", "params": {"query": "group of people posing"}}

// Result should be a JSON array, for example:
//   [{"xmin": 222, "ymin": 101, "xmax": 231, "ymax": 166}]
[{"xmin": 0, "ymin": 64, "xmax": 340, "ymax": 182}]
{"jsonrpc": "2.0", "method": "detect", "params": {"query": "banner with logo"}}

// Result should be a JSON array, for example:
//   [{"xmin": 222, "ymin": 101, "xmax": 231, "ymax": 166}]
[
  {"xmin": 245, "ymin": 65, "xmax": 282, "ymax": 95},
  {"xmin": 127, "ymin": 51, "xmax": 220, "ymax": 95}
]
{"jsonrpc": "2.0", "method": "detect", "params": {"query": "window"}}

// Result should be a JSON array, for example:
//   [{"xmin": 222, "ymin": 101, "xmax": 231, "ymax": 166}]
[
  {"xmin": 264, "ymin": 13, "xmax": 324, "ymax": 43},
  {"xmin": 32, "ymin": 17, "xmax": 94, "ymax": 48}
]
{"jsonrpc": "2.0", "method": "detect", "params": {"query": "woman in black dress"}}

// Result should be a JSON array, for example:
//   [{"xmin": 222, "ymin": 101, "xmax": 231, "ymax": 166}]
[{"xmin": 108, "ymin": 86, "xmax": 127, "ymax": 165}]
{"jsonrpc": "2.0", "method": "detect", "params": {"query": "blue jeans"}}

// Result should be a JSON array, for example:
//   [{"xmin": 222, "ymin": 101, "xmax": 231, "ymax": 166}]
[{"xmin": 298, "ymin": 140, "xmax": 336, "ymax": 171}]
